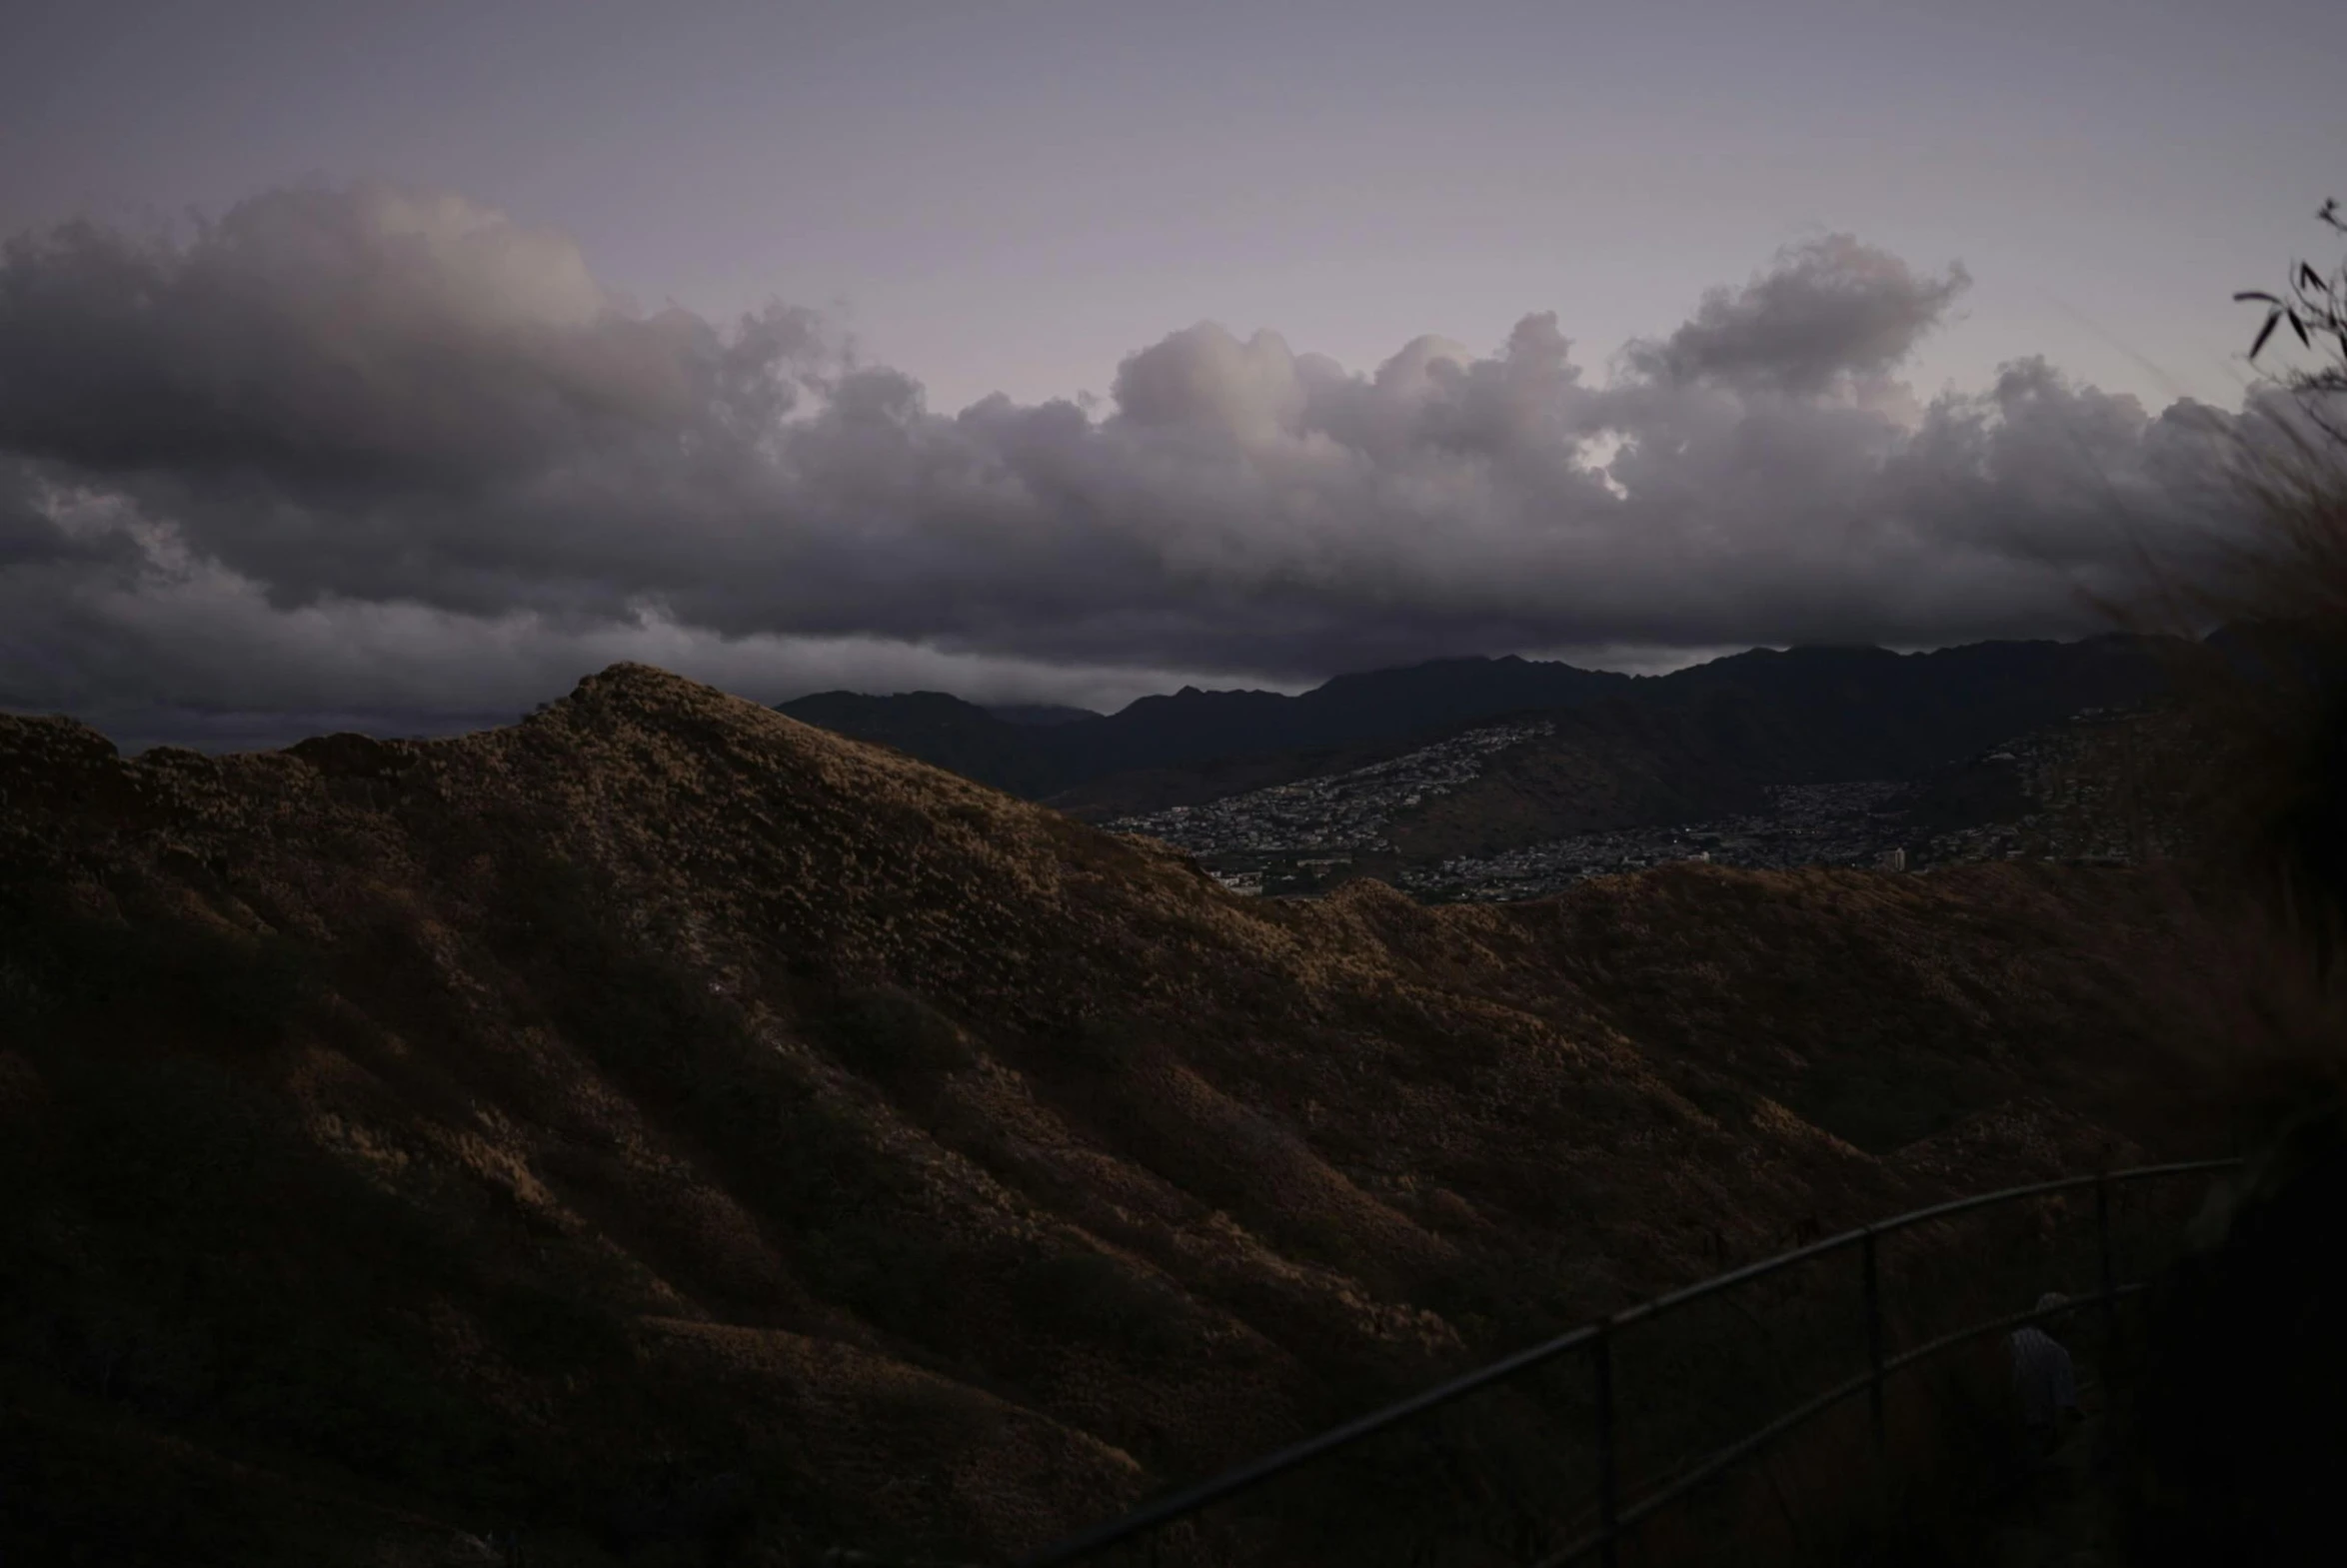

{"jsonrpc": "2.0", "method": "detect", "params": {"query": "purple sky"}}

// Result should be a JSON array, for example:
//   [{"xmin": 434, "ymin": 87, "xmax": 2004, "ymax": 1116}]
[{"xmin": 3, "ymin": 0, "xmax": 2344, "ymax": 749}]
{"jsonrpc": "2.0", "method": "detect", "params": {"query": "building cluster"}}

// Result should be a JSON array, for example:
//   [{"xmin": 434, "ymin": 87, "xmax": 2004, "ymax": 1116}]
[
  {"xmin": 1397, "ymin": 781, "xmax": 1914, "ymax": 901},
  {"xmin": 1116, "ymin": 704, "xmax": 2187, "ymax": 902},
  {"xmin": 1107, "ymin": 720, "xmax": 1555, "ymax": 860},
  {"xmin": 1915, "ymin": 705, "xmax": 2192, "ymax": 867}
]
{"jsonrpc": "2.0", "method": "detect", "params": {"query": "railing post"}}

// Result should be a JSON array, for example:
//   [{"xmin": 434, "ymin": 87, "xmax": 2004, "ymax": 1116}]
[
  {"xmin": 1007, "ymin": 1161, "xmax": 2239, "ymax": 1568},
  {"xmin": 1861, "ymin": 1229, "xmax": 1886, "ymax": 1455},
  {"xmin": 2095, "ymin": 1171, "xmax": 2118, "ymax": 1363},
  {"xmin": 1594, "ymin": 1323, "xmax": 1618, "ymax": 1568}
]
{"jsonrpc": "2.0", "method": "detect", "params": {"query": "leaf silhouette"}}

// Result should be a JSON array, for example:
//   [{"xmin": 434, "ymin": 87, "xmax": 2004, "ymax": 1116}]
[{"xmin": 2250, "ymin": 312, "xmax": 2281, "ymax": 360}]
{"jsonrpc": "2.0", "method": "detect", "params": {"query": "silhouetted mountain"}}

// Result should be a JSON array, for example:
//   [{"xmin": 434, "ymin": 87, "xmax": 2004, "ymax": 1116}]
[
  {"xmin": 985, "ymin": 704, "xmax": 1102, "ymax": 727},
  {"xmin": 1647, "ymin": 637, "xmax": 2174, "ymax": 776},
  {"xmin": 781, "ymin": 655, "xmax": 1635, "ymax": 799},
  {"xmin": 1073, "ymin": 656, "xmax": 1635, "ymax": 778},
  {"xmin": 1090, "ymin": 639, "xmax": 2195, "ymax": 898},
  {"xmin": 1110, "ymin": 635, "xmax": 2178, "ymax": 825},
  {"xmin": 1372, "ymin": 645, "xmax": 2178, "ymax": 869},
  {"xmin": 2198, "ymin": 618, "xmax": 2347, "ymax": 695},
  {"xmin": 784, "ymin": 639, "xmax": 2179, "ymax": 836},
  {"xmin": 776, "ymin": 689, "xmax": 1063, "ymax": 795}
]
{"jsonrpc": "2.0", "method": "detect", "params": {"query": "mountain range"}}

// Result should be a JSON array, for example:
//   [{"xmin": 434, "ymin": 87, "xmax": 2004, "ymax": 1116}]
[
  {"xmin": 0, "ymin": 665, "xmax": 2239, "ymax": 1565},
  {"xmin": 780, "ymin": 637, "xmax": 2179, "ymax": 820},
  {"xmin": 780, "ymin": 654, "xmax": 1636, "ymax": 802}
]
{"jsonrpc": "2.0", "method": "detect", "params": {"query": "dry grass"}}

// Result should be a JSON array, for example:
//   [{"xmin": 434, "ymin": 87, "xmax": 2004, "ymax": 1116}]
[
  {"xmin": 0, "ymin": 665, "xmax": 2270, "ymax": 1566},
  {"xmin": 1599, "ymin": 387, "xmax": 2347, "ymax": 1568},
  {"xmin": 2071, "ymin": 390, "xmax": 2347, "ymax": 1566}
]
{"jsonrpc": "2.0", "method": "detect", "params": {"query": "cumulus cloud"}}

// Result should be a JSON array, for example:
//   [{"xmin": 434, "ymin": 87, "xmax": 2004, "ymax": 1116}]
[
  {"xmin": 1623, "ymin": 234, "xmax": 1970, "ymax": 392},
  {"xmin": 0, "ymin": 179, "xmax": 2284, "ymax": 748}
]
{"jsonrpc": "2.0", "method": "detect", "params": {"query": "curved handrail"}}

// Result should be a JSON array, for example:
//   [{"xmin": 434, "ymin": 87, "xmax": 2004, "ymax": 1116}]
[
  {"xmin": 1016, "ymin": 1157, "xmax": 2239, "ymax": 1568},
  {"xmin": 1533, "ymin": 1284, "xmax": 2150, "ymax": 1566}
]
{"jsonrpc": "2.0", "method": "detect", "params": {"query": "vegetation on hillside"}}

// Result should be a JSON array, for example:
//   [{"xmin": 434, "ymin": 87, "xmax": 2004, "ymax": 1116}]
[
  {"xmin": 2098, "ymin": 198, "xmax": 2347, "ymax": 1568},
  {"xmin": 0, "ymin": 666, "xmax": 2246, "ymax": 1566}
]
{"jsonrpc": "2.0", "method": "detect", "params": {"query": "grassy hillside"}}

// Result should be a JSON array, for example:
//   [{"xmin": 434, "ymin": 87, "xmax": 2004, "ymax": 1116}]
[{"xmin": 0, "ymin": 666, "xmax": 2237, "ymax": 1565}]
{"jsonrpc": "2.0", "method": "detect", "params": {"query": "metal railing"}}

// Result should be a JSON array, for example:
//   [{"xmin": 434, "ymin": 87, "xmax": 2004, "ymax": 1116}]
[{"xmin": 1017, "ymin": 1157, "xmax": 2240, "ymax": 1568}]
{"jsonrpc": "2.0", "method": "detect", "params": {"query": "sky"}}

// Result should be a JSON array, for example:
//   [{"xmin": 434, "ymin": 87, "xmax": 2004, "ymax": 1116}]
[{"xmin": 2, "ymin": 0, "xmax": 2344, "ymax": 750}]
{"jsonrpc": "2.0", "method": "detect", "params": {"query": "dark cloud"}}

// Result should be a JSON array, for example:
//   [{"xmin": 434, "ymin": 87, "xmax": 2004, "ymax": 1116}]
[
  {"xmin": 0, "ymin": 180, "xmax": 2283, "ymax": 744},
  {"xmin": 1622, "ymin": 234, "xmax": 1971, "ymax": 393},
  {"xmin": 0, "ymin": 460, "xmax": 142, "ymax": 572}
]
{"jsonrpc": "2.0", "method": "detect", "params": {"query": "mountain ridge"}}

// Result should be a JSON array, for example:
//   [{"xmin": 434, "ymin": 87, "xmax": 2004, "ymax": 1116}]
[
  {"xmin": 778, "ymin": 637, "xmax": 2176, "ymax": 816},
  {"xmin": 779, "ymin": 652, "xmax": 1640, "ymax": 798},
  {"xmin": 0, "ymin": 664, "xmax": 2234, "ymax": 1564}
]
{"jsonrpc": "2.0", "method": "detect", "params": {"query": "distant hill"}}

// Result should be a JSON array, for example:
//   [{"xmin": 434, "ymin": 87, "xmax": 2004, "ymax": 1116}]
[
  {"xmin": 784, "ymin": 638, "xmax": 2180, "ymax": 829},
  {"xmin": 985, "ymin": 703, "xmax": 1101, "ymax": 727},
  {"xmin": 1366, "ymin": 639, "xmax": 2175, "ymax": 871},
  {"xmin": 0, "ymin": 665, "xmax": 2231, "ymax": 1564},
  {"xmin": 1072, "ymin": 654, "xmax": 1634, "ymax": 777},
  {"xmin": 779, "ymin": 654, "xmax": 1635, "ymax": 799},
  {"xmin": 1644, "ymin": 637, "xmax": 2176, "ymax": 777},
  {"xmin": 773, "ymin": 689, "xmax": 1067, "ymax": 796},
  {"xmin": 1086, "ymin": 638, "xmax": 2189, "ymax": 896}
]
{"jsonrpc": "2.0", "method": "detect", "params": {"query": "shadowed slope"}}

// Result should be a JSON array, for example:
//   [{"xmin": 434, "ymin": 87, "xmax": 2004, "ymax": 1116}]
[{"xmin": 0, "ymin": 665, "xmax": 2232, "ymax": 1564}]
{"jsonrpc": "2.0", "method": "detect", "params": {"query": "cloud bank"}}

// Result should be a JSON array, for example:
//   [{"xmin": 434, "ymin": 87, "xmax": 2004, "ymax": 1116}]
[{"xmin": 0, "ymin": 181, "xmax": 2274, "ymax": 748}]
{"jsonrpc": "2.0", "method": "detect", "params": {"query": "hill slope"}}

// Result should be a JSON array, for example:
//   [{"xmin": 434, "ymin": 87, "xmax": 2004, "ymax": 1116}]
[
  {"xmin": 0, "ymin": 666, "xmax": 2227, "ymax": 1564},
  {"xmin": 1363, "ymin": 640, "xmax": 2174, "ymax": 863},
  {"xmin": 779, "ymin": 654, "xmax": 1636, "ymax": 798},
  {"xmin": 783, "ymin": 639, "xmax": 2175, "ymax": 835}
]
